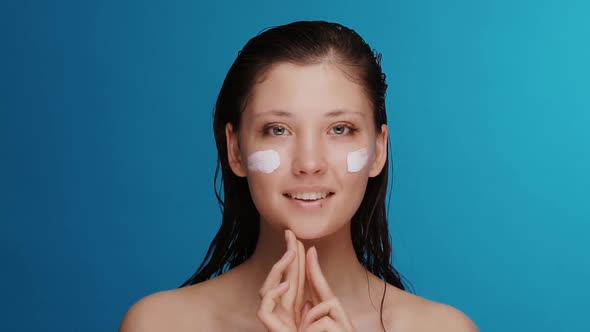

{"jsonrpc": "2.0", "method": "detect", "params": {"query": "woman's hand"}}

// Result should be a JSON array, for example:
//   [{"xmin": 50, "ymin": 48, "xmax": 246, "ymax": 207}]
[
  {"xmin": 298, "ymin": 246, "xmax": 355, "ymax": 332},
  {"xmin": 257, "ymin": 230, "xmax": 306, "ymax": 331}
]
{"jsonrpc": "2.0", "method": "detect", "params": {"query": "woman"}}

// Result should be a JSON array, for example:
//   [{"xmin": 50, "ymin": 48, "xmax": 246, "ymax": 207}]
[{"xmin": 120, "ymin": 21, "xmax": 478, "ymax": 331}]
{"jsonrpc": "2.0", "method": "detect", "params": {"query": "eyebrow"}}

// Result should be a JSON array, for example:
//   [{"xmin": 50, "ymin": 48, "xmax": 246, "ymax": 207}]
[
  {"xmin": 255, "ymin": 109, "xmax": 365, "ymax": 118},
  {"xmin": 325, "ymin": 110, "xmax": 365, "ymax": 118},
  {"xmin": 255, "ymin": 110, "xmax": 293, "ymax": 118}
]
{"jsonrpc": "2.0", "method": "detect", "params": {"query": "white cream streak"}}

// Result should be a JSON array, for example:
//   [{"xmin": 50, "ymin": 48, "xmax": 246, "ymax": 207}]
[
  {"xmin": 247, "ymin": 149, "xmax": 280, "ymax": 173},
  {"xmin": 347, "ymin": 148, "xmax": 370, "ymax": 172}
]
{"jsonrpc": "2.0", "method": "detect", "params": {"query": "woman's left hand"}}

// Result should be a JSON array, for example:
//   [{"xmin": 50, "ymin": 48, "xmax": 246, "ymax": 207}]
[{"xmin": 298, "ymin": 246, "xmax": 355, "ymax": 332}]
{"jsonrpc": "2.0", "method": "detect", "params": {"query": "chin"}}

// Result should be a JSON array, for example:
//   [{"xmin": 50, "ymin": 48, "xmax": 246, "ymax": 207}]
[
  {"xmin": 285, "ymin": 220, "xmax": 346, "ymax": 241},
  {"xmin": 289, "ymin": 228, "xmax": 327, "ymax": 241}
]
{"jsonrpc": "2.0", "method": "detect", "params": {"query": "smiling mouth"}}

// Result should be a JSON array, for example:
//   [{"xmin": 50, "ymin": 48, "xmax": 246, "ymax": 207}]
[{"xmin": 283, "ymin": 192, "xmax": 335, "ymax": 201}]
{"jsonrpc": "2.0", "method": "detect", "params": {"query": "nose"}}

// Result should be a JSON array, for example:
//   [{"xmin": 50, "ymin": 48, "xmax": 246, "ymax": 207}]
[{"xmin": 291, "ymin": 132, "xmax": 327, "ymax": 176}]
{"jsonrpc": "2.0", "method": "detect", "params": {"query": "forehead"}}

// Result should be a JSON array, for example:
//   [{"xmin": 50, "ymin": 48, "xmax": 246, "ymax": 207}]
[{"xmin": 245, "ymin": 62, "xmax": 372, "ymax": 117}]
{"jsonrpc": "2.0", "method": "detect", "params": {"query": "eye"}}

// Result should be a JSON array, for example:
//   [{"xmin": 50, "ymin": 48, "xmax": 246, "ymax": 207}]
[
  {"xmin": 272, "ymin": 126, "xmax": 287, "ymax": 136},
  {"xmin": 262, "ymin": 124, "xmax": 291, "ymax": 136},
  {"xmin": 330, "ymin": 124, "xmax": 357, "ymax": 136}
]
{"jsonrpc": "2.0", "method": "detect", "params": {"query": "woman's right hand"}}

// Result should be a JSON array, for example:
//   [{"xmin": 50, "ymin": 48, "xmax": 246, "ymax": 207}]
[{"xmin": 257, "ymin": 230, "xmax": 306, "ymax": 331}]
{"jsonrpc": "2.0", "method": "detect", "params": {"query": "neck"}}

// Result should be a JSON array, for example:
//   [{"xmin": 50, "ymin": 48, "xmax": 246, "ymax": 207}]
[{"xmin": 238, "ymin": 220, "xmax": 373, "ymax": 305}]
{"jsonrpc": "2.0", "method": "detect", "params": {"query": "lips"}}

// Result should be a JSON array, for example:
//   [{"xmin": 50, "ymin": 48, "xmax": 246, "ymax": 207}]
[
  {"xmin": 283, "ymin": 187, "xmax": 336, "ymax": 202},
  {"xmin": 285, "ymin": 192, "xmax": 334, "ymax": 201}
]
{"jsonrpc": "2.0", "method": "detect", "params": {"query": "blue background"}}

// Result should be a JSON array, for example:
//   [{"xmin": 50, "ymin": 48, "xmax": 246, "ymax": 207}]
[{"xmin": 2, "ymin": 0, "xmax": 589, "ymax": 331}]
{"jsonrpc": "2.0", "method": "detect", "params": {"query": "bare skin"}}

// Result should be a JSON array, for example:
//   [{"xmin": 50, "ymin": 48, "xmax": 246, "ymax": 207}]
[
  {"xmin": 120, "ymin": 224, "xmax": 478, "ymax": 331},
  {"xmin": 120, "ymin": 62, "xmax": 478, "ymax": 331}
]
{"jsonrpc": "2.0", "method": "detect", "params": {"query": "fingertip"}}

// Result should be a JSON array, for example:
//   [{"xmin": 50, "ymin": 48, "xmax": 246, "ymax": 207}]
[{"xmin": 304, "ymin": 300, "xmax": 312, "ymax": 312}]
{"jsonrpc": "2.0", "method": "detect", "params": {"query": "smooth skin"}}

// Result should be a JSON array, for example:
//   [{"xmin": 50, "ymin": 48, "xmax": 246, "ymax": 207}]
[
  {"xmin": 119, "ymin": 229, "xmax": 479, "ymax": 331},
  {"xmin": 257, "ymin": 230, "xmax": 354, "ymax": 332},
  {"xmin": 120, "ymin": 62, "xmax": 479, "ymax": 331}
]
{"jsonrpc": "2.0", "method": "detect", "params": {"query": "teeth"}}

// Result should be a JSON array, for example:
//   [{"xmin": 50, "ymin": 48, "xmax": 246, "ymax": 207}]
[{"xmin": 289, "ymin": 192, "xmax": 330, "ymax": 200}]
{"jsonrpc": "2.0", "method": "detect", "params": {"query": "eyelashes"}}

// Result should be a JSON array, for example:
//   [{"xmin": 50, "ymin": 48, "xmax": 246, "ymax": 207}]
[
  {"xmin": 330, "ymin": 124, "xmax": 359, "ymax": 136},
  {"xmin": 259, "ymin": 123, "xmax": 360, "ymax": 137},
  {"xmin": 261, "ymin": 124, "xmax": 290, "ymax": 136}
]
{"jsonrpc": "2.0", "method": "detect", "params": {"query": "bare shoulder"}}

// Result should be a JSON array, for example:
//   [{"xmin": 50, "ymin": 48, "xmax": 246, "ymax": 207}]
[
  {"xmin": 418, "ymin": 300, "xmax": 478, "ymax": 332},
  {"xmin": 119, "ymin": 285, "xmax": 213, "ymax": 332},
  {"xmin": 383, "ymin": 285, "xmax": 478, "ymax": 332}
]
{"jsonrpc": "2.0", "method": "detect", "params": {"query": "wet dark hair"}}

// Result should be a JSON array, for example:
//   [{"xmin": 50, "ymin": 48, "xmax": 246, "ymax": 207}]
[{"xmin": 181, "ymin": 20, "xmax": 411, "ymax": 330}]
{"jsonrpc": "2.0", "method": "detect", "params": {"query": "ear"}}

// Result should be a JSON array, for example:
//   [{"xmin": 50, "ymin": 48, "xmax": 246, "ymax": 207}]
[
  {"xmin": 369, "ymin": 124, "xmax": 388, "ymax": 177},
  {"xmin": 225, "ymin": 122, "xmax": 248, "ymax": 177}
]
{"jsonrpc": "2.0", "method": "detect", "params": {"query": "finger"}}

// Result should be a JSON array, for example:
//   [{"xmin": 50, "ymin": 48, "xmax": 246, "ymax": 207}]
[
  {"xmin": 305, "ymin": 252, "xmax": 354, "ymax": 329},
  {"xmin": 306, "ymin": 246, "xmax": 335, "ymax": 302},
  {"xmin": 257, "ymin": 281, "xmax": 290, "ymax": 330},
  {"xmin": 300, "ymin": 298, "xmax": 353, "ymax": 331},
  {"xmin": 259, "ymin": 249, "xmax": 295, "ymax": 297},
  {"xmin": 306, "ymin": 260, "xmax": 320, "ymax": 306},
  {"xmin": 300, "ymin": 300, "xmax": 330, "ymax": 329},
  {"xmin": 299, "ymin": 300, "xmax": 313, "ymax": 331},
  {"xmin": 281, "ymin": 230, "xmax": 298, "ymax": 311},
  {"xmin": 294, "ymin": 239, "xmax": 306, "ymax": 323},
  {"xmin": 305, "ymin": 316, "xmax": 343, "ymax": 332}
]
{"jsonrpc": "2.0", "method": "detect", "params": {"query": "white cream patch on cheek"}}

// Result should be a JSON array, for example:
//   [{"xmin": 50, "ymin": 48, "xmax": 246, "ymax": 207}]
[
  {"xmin": 247, "ymin": 149, "xmax": 281, "ymax": 174},
  {"xmin": 347, "ymin": 147, "xmax": 370, "ymax": 172}
]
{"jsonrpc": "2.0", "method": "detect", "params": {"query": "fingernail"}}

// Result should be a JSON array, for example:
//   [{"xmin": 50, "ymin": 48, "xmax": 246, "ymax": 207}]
[{"xmin": 279, "ymin": 281, "xmax": 289, "ymax": 288}]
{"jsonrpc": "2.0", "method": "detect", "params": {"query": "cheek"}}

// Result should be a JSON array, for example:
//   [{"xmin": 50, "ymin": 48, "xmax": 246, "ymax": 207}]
[
  {"xmin": 243, "ymin": 148, "xmax": 288, "ymax": 215},
  {"xmin": 336, "ymin": 148, "xmax": 372, "ymax": 210},
  {"xmin": 245, "ymin": 149, "xmax": 280, "ymax": 174},
  {"xmin": 326, "ymin": 145, "xmax": 373, "ymax": 175},
  {"xmin": 246, "ymin": 172, "xmax": 277, "ymax": 201},
  {"xmin": 327, "ymin": 148, "xmax": 371, "ymax": 212},
  {"xmin": 346, "ymin": 147, "xmax": 371, "ymax": 173}
]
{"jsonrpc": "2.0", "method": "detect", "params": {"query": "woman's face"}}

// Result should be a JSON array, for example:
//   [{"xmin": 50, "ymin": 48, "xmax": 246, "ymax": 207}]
[{"xmin": 226, "ymin": 62, "xmax": 388, "ymax": 240}]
